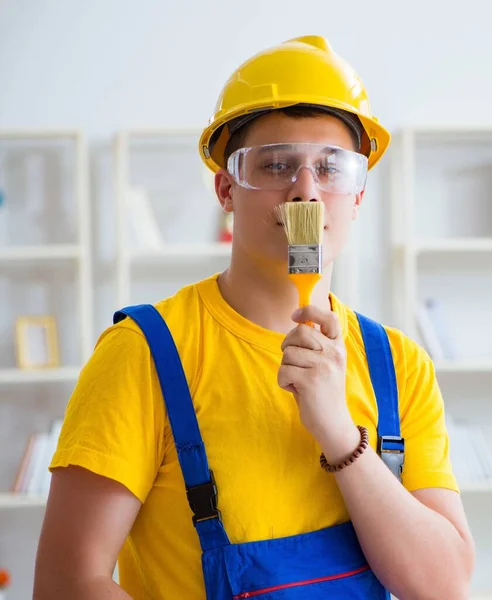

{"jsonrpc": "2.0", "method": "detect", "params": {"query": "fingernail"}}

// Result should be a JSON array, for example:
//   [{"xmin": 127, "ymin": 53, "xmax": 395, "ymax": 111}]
[{"xmin": 292, "ymin": 308, "xmax": 302, "ymax": 319}]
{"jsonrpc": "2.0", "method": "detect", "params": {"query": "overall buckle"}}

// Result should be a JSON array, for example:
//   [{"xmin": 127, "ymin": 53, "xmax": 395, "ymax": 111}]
[
  {"xmin": 378, "ymin": 435, "xmax": 405, "ymax": 481},
  {"xmin": 186, "ymin": 470, "xmax": 222, "ymax": 525}
]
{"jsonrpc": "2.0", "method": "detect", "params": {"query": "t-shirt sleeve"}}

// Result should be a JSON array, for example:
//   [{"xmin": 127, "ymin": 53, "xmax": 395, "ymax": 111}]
[
  {"xmin": 398, "ymin": 343, "xmax": 459, "ymax": 493},
  {"xmin": 49, "ymin": 323, "xmax": 167, "ymax": 503}
]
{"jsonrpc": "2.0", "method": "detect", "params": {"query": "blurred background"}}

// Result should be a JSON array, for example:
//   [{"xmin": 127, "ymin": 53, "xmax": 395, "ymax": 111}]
[{"xmin": 1, "ymin": 1, "xmax": 491, "ymax": 598}]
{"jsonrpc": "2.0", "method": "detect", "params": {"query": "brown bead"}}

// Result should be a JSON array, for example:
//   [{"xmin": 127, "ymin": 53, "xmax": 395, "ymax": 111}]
[{"xmin": 320, "ymin": 426, "xmax": 369, "ymax": 473}]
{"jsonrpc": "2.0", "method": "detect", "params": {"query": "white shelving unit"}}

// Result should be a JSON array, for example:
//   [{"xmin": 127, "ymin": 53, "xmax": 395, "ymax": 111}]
[
  {"xmin": 130, "ymin": 242, "xmax": 233, "ymax": 260},
  {"xmin": 0, "ymin": 367, "xmax": 81, "ymax": 385},
  {"xmin": 0, "ymin": 131, "xmax": 93, "ymax": 361},
  {"xmin": 390, "ymin": 127, "xmax": 492, "ymax": 595},
  {"xmin": 114, "ymin": 129, "xmax": 227, "ymax": 308},
  {"xmin": 0, "ymin": 494, "xmax": 47, "ymax": 509},
  {"xmin": 0, "ymin": 131, "xmax": 92, "ymax": 600},
  {"xmin": 114, "ymin": 128, "xmax": 359, "ymax": 309},
  {"xmin": 0, "ymin": 243, "xmax": 83, "ymax": 260},
  {"xmin": 435, "ymin": 360, "xmax": 492, "ymax": 374}
]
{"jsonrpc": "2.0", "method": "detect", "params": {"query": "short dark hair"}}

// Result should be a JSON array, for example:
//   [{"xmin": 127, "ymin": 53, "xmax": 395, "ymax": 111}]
[{"xmin": 223, "ymin": 105, "xmax": 361, "ymax": 166}]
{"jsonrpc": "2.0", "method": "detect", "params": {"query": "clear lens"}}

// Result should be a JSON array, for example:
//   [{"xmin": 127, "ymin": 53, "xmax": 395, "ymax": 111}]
[{"xmin": 227, "ymin": 143, "xmax": 367, "ymax": 195}]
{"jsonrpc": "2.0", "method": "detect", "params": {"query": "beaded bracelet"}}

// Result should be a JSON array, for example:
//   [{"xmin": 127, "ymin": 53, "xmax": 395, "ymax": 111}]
[{"xmin": 320, "ymin": 426, "xmax": 369, "ymax": 473}]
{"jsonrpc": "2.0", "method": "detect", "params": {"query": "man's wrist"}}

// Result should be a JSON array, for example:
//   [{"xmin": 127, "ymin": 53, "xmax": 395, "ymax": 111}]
[{"xmin": 318, "ymin": 422, "xmax": 361, "ymax": 465}]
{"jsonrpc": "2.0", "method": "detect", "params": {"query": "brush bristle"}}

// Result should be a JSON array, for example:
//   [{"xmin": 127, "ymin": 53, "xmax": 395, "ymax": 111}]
[{"xmin": 274, "ymin": 202, "xmax": 325, "ymax": 245}]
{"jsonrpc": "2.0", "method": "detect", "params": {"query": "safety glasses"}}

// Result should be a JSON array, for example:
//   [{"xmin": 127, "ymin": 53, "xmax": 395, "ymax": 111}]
[{"xmin": 227, "ymin": 143, "xmax": 368, "ymax": 195}]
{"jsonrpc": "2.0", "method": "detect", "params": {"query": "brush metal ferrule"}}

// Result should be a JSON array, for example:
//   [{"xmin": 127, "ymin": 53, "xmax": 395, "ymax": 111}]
[{"xmin": 287, "ymin": 244, "xmax": 322, "ymax": 274}]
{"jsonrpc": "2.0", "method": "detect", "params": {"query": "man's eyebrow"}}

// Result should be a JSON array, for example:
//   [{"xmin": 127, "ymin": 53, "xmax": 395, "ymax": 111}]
[
  {"xmin": 253, "ymin": 144, "xmax": 349, "ymax": 157},
  {"xmin": 320, "ymin": 145, "xmax": 345, "ymax": 155},
  {"xmin": 256, "ymin": 144, "xmax": 294, "ymax": 154}
]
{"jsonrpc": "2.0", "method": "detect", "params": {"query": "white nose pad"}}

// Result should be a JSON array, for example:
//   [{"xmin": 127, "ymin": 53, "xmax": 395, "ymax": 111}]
[{"xmin": 290, "ymin": 165, "xmax": 319, "ymax": 185}]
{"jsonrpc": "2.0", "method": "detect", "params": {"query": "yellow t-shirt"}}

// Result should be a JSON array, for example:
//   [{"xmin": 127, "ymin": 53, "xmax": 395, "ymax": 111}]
[{"xmin": 50, "ymin": 273, "xmax": 458, "ymax": 600}]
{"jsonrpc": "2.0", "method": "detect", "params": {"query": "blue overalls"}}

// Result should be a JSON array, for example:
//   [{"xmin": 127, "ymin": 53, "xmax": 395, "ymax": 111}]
[{"xmin": 114, "ymin": 305, "xmax": 405, "ymax": 599}]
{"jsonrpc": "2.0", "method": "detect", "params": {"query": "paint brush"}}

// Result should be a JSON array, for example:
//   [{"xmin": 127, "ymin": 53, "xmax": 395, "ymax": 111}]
[{"xmin": 275, "ymin": 202, "xmax": 324, "ymax": 327}]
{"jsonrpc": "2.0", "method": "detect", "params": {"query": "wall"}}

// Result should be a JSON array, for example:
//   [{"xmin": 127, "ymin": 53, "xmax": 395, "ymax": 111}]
[{"xmin": 3, "ymin": 0, "xmax": 492, "ymax": 134}]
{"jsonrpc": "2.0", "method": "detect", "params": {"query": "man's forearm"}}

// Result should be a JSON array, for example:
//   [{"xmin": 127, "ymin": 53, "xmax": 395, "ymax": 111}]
[
  {"xmin": 322, "ymin": 433, "xmax": 472, "ymax": 600},
  {"xmin": 34, "ymin": 575, "xmax": 133, "ymax": 600}
]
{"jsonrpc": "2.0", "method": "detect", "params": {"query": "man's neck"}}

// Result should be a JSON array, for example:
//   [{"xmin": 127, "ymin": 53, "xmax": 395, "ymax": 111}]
[{"xmin": 217, "ymin": 249, "xmax": 333, "ymax": 335}]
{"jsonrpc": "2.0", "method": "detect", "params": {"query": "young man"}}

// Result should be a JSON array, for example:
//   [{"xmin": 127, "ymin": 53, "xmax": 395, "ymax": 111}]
[{"xmin": 34, "ymin": 36, "xmax": 474, "ymax": 599}]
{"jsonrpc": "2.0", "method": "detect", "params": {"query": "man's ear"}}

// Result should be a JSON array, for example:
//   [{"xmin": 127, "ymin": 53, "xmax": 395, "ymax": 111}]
[
  {"xmin": 215, "ymin": 169, "xmax": 234, "ymax": 212},
  {"xmin": 352, "ymin": 189, "xmax": 365, "ymax": 220}
]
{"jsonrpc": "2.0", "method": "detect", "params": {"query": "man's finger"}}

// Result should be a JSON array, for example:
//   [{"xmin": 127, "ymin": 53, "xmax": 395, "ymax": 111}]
[
  {"xmin": 281, "ymin": 346, "xmax": 318, "ymax": 369},
  {"xmin": 278, "ymin": 364, "xmax": 304, "ymax": 394},
  {"xmin": 292, "ymin": 306, "xmax": 341, "ymax": 340},
  {"xmin": 281, "ymin": 323, "xmax": 325, "ymax": 352}
]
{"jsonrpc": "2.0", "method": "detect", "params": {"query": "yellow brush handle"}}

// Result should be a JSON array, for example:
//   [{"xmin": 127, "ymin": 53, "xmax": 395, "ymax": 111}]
[{"xmin": 288, "ymin": 272, "xmax": 322, "ymax": 327}]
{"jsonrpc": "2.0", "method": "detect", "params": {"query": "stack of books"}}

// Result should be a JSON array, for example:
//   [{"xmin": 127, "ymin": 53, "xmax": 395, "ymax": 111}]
[
  {"xmin": 10, "ymin": 419, "xmax": 63, "ymax": 497},
  {"xmin": 415, "ymin": 298, "xmax": 458, "ymax": 361},
  {"xmin": 447, "ymin": 415, "xmax": 492, "ymax": 488}
]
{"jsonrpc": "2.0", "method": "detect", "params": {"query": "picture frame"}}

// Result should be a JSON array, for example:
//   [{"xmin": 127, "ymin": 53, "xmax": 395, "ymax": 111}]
[{"xmin": 15, "ymin": 316, "xmax": 60, "ymax": 369}]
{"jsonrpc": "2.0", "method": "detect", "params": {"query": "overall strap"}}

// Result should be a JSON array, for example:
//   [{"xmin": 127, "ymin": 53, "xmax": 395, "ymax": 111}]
[
  {"xmin": 114, "ymin": 304, "xmax": 230, "ymax": 551},
  {"xmin": 355, "ymin": 312, "xmax": 405, "ymax": 482}
]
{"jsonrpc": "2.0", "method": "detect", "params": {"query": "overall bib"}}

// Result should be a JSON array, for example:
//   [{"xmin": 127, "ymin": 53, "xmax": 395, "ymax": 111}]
[{"xmin": 114, "ymin": 305, "xmax": 405, "ymax": 599}]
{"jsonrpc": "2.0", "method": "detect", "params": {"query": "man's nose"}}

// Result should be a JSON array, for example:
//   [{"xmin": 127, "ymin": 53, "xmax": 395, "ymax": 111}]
[{"xmin": 287, "ymin": 166, "xmax": 322, "ymax": 203}]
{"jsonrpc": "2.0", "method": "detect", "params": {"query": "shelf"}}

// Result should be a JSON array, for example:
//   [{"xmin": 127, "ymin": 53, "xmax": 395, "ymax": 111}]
[
  {"xmin": 434, "ymin": 360, "xmax": 492, "ymax": 374},
  {"xmin": 460, "ymin": 482, "xmax": 492, "ymax": 494},
  {"xmin": 0, "ymin": 244, "xmax": 82, "ymax": 261},
  {"xmin": 395, "ymin": 239, "xmax": 492, "ymax": 256},
  {"xmin": 0, "ymin": 493, "xmax": 46, "ymax": 508},
  {"xmin": 0, "ymin": 366, "xmax": 81, "ymax": 384},
  {"xmin": 0, "ymin": 130, "xmax": 82, "ymax": 140},
  {"xmin": 416, "ymin": 238, "xmax": 492, "ymax": 254},
  {"xmin": 409, "ymin": 125, "xmax": 492, "ymax": 146},
  {"xmin": 129, "ymin": 243, "xmax": 232, "ymax": 261},
  {"xmin": 421, "ymin": 238, "xmax": 492, "ymax": 253}
]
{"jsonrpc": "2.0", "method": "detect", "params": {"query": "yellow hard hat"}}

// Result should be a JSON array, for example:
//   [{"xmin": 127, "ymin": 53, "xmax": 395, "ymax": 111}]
[{"xmin": 199, "ymin": 35, "xmax": 390, "ymax": 172}]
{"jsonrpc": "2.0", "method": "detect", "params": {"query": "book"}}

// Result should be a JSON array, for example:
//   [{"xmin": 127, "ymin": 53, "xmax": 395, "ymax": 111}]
[
  {"xmin": 26, "ymin": 433, "xmax": 50, "ymax": 495},
  {"xmin": 415, "ymin": 298, "xmax": 458, "ymax": 361},
  {"xmin": 447, "ymin": 416, "xmax": 492, "ymax": 486},
  {"xmin": 469, "ymin": 425, "xmax": 492, "ymax": 482},
  {"xmin": 126, "ymin": 187, "xmax": 164, "ymax": 251},
  {"xmin": 423, "ymin": 299, "xmax": 458, "ymax": 360},
  {"xmin": 40, "ymin": 419, "xmax": 63, "ymax": 495},
  {"xmin": 11, "ymin": 433, "xmax": 36, "ymax": 493},
  {"xmin": 415, "ymin": 301, "xmax": 445, "ymax": 360},
  {"xmin": 11, "ymin": 419, "xmax": 64, "ymax": 496}
]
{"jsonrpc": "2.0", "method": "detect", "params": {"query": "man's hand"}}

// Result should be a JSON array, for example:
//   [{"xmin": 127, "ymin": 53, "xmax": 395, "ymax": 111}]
[{"xmin": 278, "ymin": 305, "xmax": 360, "ymax": 463}]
